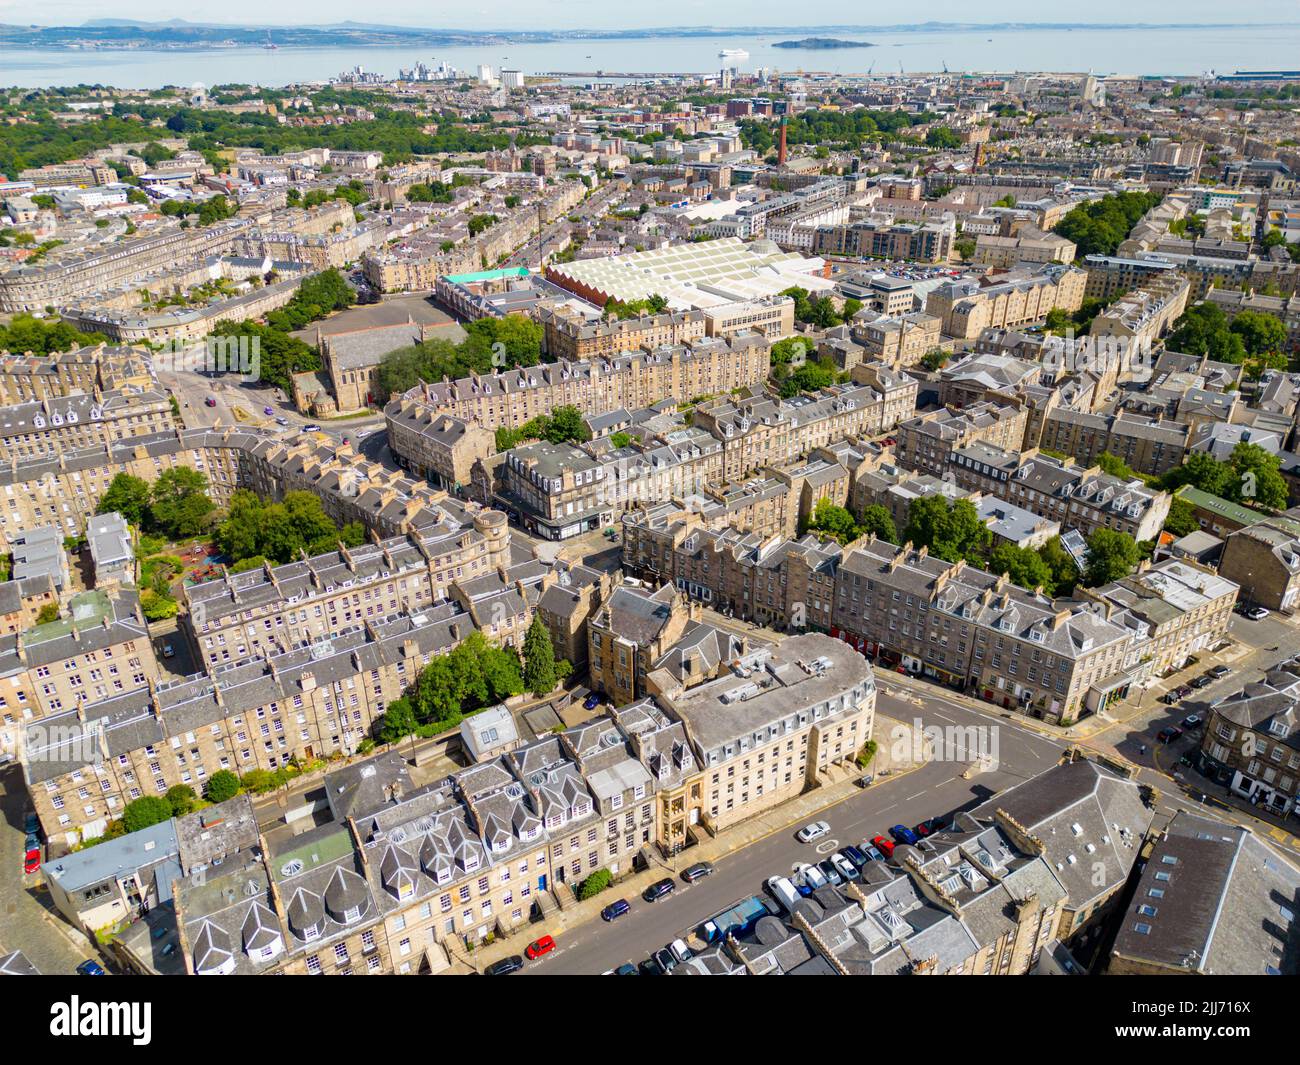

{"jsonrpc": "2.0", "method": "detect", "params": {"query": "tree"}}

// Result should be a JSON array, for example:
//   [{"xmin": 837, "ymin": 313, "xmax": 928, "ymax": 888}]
[
  {"xmin": 1083, "ymin": 528, "xmax": 1141, "ymax": 586},
  {"xmin": 920, "ymin": 349, "xmax": 949, "ymax": 372},
  {"xmin": 205, "ymin": 769, "xmax": 240, "ymax": 803},
  {"xmin": 1160, "ymin": 450, "xmax": 1233, "ymax": 497},
  {"xmin": 904, "ymin": 496, "xmax": 991, "ymax": 563},
  {"xmin": 858, "ymin": 504, "xmax": 898, "ymax": 544},
  {"xmin": 165, "ymin": 784, "xmax": 198, "ymax": 817},
  {"xmin": 97, "ymin": 473, "xmax": 153, "ymax": 527},
  {"xmin": 805, "ymin": 499, "xmax": 860, "ymax": 544},
  {"xmin": 1096, "ymin": 452, "xmax": 1141, "ymax": 481},
  {"xmin": 1051, "ymin": 190, "xmax": 1163, "ymax": 257},
  {"xmin": 150, "ymin": 468, "xmax": 214, "ymax": 539},
  {"xmin": 1230, "ymin": 309, "xmax": 1287, "ymax": 358},
  {"xmin": 989, "ymin": 542, "xmax": 1055, "ymax": 593},
  {"xmin": 35, "ymin": 603, "xmax": 60, "ymax": 625},
  {"xmin": 140, "ymin": 589, "xmax": 179, "ymax": 622},
  {"xmin": 377, "ymin": 696, "xmax": 418, "ymax": 744},
  {"xmin": 122, "ymin": 795, "xmax": 173, "ymax": 833},
  {"xmin": 1228, "ymin": 441, "xmax": 1288, "ymax": 510},
  {"xmin": 544, "ymin": 405, "xmax": 590, "ymax": 444},
  {"xmin": 1163, "ymin": 495, "xmax": 1199, "ymax": 538},
  {"xmin": 1037, "ymin": 535, "xmax": 1079, "ymax": 597},
  {"xmin": 522, "ymin": 614, "xmax": 558, "ymax": 697}
]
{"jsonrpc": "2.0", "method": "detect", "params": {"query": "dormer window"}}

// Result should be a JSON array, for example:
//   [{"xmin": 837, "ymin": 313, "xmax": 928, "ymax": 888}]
[
  {"xmin": 343, "ymin": 905, "xmax": 361, "ymax": 923},
  {"xmin": 302, "ymin": 922, "xmax": 321, "ymax": 942}
]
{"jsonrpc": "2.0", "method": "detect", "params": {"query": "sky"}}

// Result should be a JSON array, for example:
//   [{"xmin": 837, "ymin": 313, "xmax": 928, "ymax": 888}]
[{"xmin": 6, "ymin": 2, "xmax": 1300, "ymax": 30}]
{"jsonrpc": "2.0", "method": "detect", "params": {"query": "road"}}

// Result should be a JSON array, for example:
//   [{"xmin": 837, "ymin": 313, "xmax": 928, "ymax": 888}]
[{"xmin": 527, "ymin": 686, "xmax": 1066, "ymax": 975}]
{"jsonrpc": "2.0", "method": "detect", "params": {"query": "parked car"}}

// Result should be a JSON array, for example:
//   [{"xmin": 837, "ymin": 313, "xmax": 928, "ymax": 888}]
[
  {"xmin": 913, "ymin": 820, "xmax": 934, "ymax": 839},
  {"xmin": 303, "ymin": 424, "xmax": 320, "ymax": 432},
  {"xmin": 75, "ymin": 960, "xmax": 106, "ymax": 976},
  {"xmin": 889, "ymin": 824, "xmax": 919, "ymax": 846},
  {"xmin": 794, "ymin": 861, "xmax": 829, "ymax": 892},
  {"xmin": 1207, "ymin": 665, "xmax": 1232, "ymax": 680},
  {"xmin": 275, "ymin": 417, "xmax": 289, "ymax": 426},
  {"xmin": 796, "ymin": 820, "xmax": 830, "ymax": 843},
  {"xmin": 23, "ymin": 848, "xmax": 40, "ymax": 874},
  {"xmin": 1157, "ymin": 726, "xmax": 1183, "ymax": 744},
  {"xmin": 484, "ymin": 955, "xmax": 524, "ymax": 975},
  {"xmin": 917, "ymin": 817, "xmax": 948, "ymax": 836},
  {"xmin": 681, "ymin": 861, "xmax": 714, "ymax": 883},
  {"xmin": 817, "ymin": 859, "xmax": 843, "ymax": 886},
  {"xmin": 643, "ymin": 878, "xmax": 675, "ymax": 903},
  {"xmin": 668, "ymin": 938, "xmax": 694, "ymax": 963},
  {"xmin": 611, "ymin": 963, "xmax": 638, "ymax": 975},
  {"xmin": 263, "ymin": 406, "xmax": 275, "ymax": 416},
  {"xmin": 766, "ymin": 875, "xmax": 802, "ymax": 913},
  {"xmin": 860, "ymin": 841, "xmax": 885, "ymax": 861},
  {"xmin": 24, "ymin": 833, "xmax": 40, "ymax": 851},
  {"xmin": 204, "ymin": 397, "xmax": 217, "ymax": 407},
  {"xmin": 857, "ymin": 773, "xmax": 875, "ymax": 788},
  {"xmin": 601, "ymin": 899, "xmax": 630, "ymax": 922},
  {"xmin": 871, "ymin": 835, "xmax": 895, "ymax": 858},
  {"xmin": 161, "ymin": 642, "xmax": 175, "ymax": 659},
  {"xmin": 23, "ymin": 813, "xmax": 38, "ymax": 835},
  {"xmin": 840, "ymin": 844, "xmax": 871, "ymax": 869},
  {"xmin": 645, "ymin": 948, "xmax": 678, "ymax": 975},
  {"xmin": 525, "ymin": 935, "xmax": 556, "ymax": 960},
  {"xmin": 1159, "ymin": 691, "xmax": 1180, "ymax": 705},
  {"xmin": 830, "ymin": 852, "xmax": 860, "ymax": 881},
  {"xmin": 1189, "ymin": 675, "xmax": 1213, "ymax": 690},
  {"xmin": 582, "ymin": 693, "xmax": 601, "ymax": 711},
  {"xmin": 1181, "ymin": 713, "xmax": 1203, "ymax": 730},
  {"xmin": 1245, "ymin": 606, "xmax": 1270, "ymax": 621}
]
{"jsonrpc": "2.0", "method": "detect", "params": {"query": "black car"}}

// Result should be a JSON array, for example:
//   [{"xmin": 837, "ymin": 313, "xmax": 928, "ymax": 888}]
[
  {"xmin": 484, "ymin": 955, "xmax": 524, "ymax": 975},
  {"xmin": 1189, "ymin": 675, "xmax": 1213, "ymax": 690},
  {"xmin": 641, "ymin": 949, "xmax": 678, "ymax": 975},
  {"xmin": 643, "ymin": 878, "xmax": 676, "ymax": 903},
  {"xmin": 1207, "ymin": 665, "xmax": 1232, "ymax": 679},
  {"xmin": 681, "ymin": 861, "xmax": 714, "ymax": 883}
]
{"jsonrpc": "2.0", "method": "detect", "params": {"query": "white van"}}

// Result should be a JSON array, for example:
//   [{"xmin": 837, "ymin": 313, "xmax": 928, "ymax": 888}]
[{"xmin": 766, "ymin": 875, "xmax": 801, "ymax": 914}]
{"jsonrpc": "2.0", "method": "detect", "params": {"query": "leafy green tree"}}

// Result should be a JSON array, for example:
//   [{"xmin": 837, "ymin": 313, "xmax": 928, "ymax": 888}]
[
  {"xmin": 1229, "ymin": 441, "xmax": 1288, "ymax": 509},
  {"xmin": 140, "ymin": 589, "xmax": 179, "ymax": 622},
  {"xmin": 544, "ymin": 405, "xmax": 590, "ymax": 444},
  {"xmin": 523, "ymin": 614, "xmax": 558, "ymax": 697},
  {"xmin": 857, "ymin": 504, "xmax": 898, "ymax": 544},
  {"xmin": 1051, "ymin": 190, "xmax": 1163, "ymax": 257},
  {"xmin": 35, "ymin": 603, "xmax": 60, "ymax": 625},
  {"xmin": 165, "ymin": 785, "xmax": 198, "ymax": 817},
  {"xmin": 1096, "ymin": 452, "xmax": 1141, "ymax": 481},
  {"xmin": 1166, "ymin": 302, "xmax": 1247, "ymax": 364},
  {"xmin": 1036, "ymin": 536, "xmax": 1079, "ymax": 597},
  {"xmin": 1083, "ymin": 529, "xmax": 1141, "ymax": 586},
  {"xmin": 122, "ymin": 795, "xmax": 173, "ymax": 833},
  {"xmin": 1229, "ymin": 310, "xmax": 1287, "ymax": 358},
  {"xmin": 205, "ymin": 769, "xmax": 240, "ymax": 803},
  {"xmin": 1162, "ymin": 496, "xmax": 1199, "ymax": 538},
  {"xmin": 1160, "ymin": 450, "xmax": 1233, "ymax": 497},
  {"xmin": 904, "ymin": 496, "xmax": 991, "ymax": 563},
  {"xmin": 805, "ymin": 499, "xmax": 860, "ymax": 544},
  {"xmin": 920, "ymin": 349, "xmax": 949, "ymax": 372},
  {"xmin": 97, "ymin": 473, "xmax": 153, "ymax": 526},
  {"xmin": 0, "ymin": 313, "xmax": 106, "ymax": 356},
  {"xmin": 377, "ymin": 696, "xmax": 418, "ymax": 744},
  {"xmin": 149, "ymin": 468, "xmax": 214, "ymax": 538},
  {"xmin": 989, "ymin": 542, "xmax": 1054, "ymax": 594}
]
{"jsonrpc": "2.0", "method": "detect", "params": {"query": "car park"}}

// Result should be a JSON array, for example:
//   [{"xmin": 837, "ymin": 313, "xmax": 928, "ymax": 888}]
[
  {"xmin": 830, "ymin": 852, "xmax": 860, "ymax": 881},
  {"xmin": 1181, "ymin": 713, "xmax": 1203, "ymax": 729},
  {"xmin": 817, "ymin": 859, "xmax": 843, "ymax": 886},
  {"xmin": 601, "ymin": 899, "xmax": 630, "ymax": 922},
  {"xmin": 484, "ymin": 955, "xmax": 524, "ymax": 975},
  {"xmin": 1157, "ymin": 726, "xmax": 1183, "ymax": 744},
  {"xmin": 525, "ymin": 935, "xmax": 556, "ymax": 960},
  {"xmin": 643, "ymin": 878, "xmax": 675, "ymax": 903},
  {"xmin": 681, "ymin": 861, "xmax": 714, "ymax": 883},
  {"xmin": 796, "ymin": 820, "xmax": 830, "ymax": 843},
  {"xmin": 889, "ymin": 825, "xmax": 919, "ymax": 846},
  {"xmin": 871, "ymin": 835, "xmax": 895, "ymax": 858},
  {"xmin": 76, "ymin": 960, "xmax": 107, "ymax": 976}
]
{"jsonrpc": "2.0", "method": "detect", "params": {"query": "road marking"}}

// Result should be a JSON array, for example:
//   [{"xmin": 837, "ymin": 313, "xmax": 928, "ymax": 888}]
[{"xmin": 907, "ymin": 791, "xmax": 926, "ymax": 801}]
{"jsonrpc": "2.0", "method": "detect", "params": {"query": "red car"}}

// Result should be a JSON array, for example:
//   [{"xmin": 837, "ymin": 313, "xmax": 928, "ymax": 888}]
[
  {"xmin": 871, "ymin": 835, "xmax": 895, "ymax": 858},
  {"xmin": 23, "ymin": 848, "xmax": 40, "ymax": 874},
  {"xmin": 525, "ymin": 935, "xmax": 556, "ymax": 960}
]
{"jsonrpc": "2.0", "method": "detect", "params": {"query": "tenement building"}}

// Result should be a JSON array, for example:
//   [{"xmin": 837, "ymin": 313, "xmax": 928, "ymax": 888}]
[{"xmin": 830, "ymin": 541, "xmax": 1137, "ymax": 725}]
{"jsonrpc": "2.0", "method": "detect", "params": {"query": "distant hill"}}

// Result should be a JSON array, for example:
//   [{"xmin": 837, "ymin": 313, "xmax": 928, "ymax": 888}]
[{"xmin": 772, "ymin": 37, "xmax": 875, "ymax": 49}]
